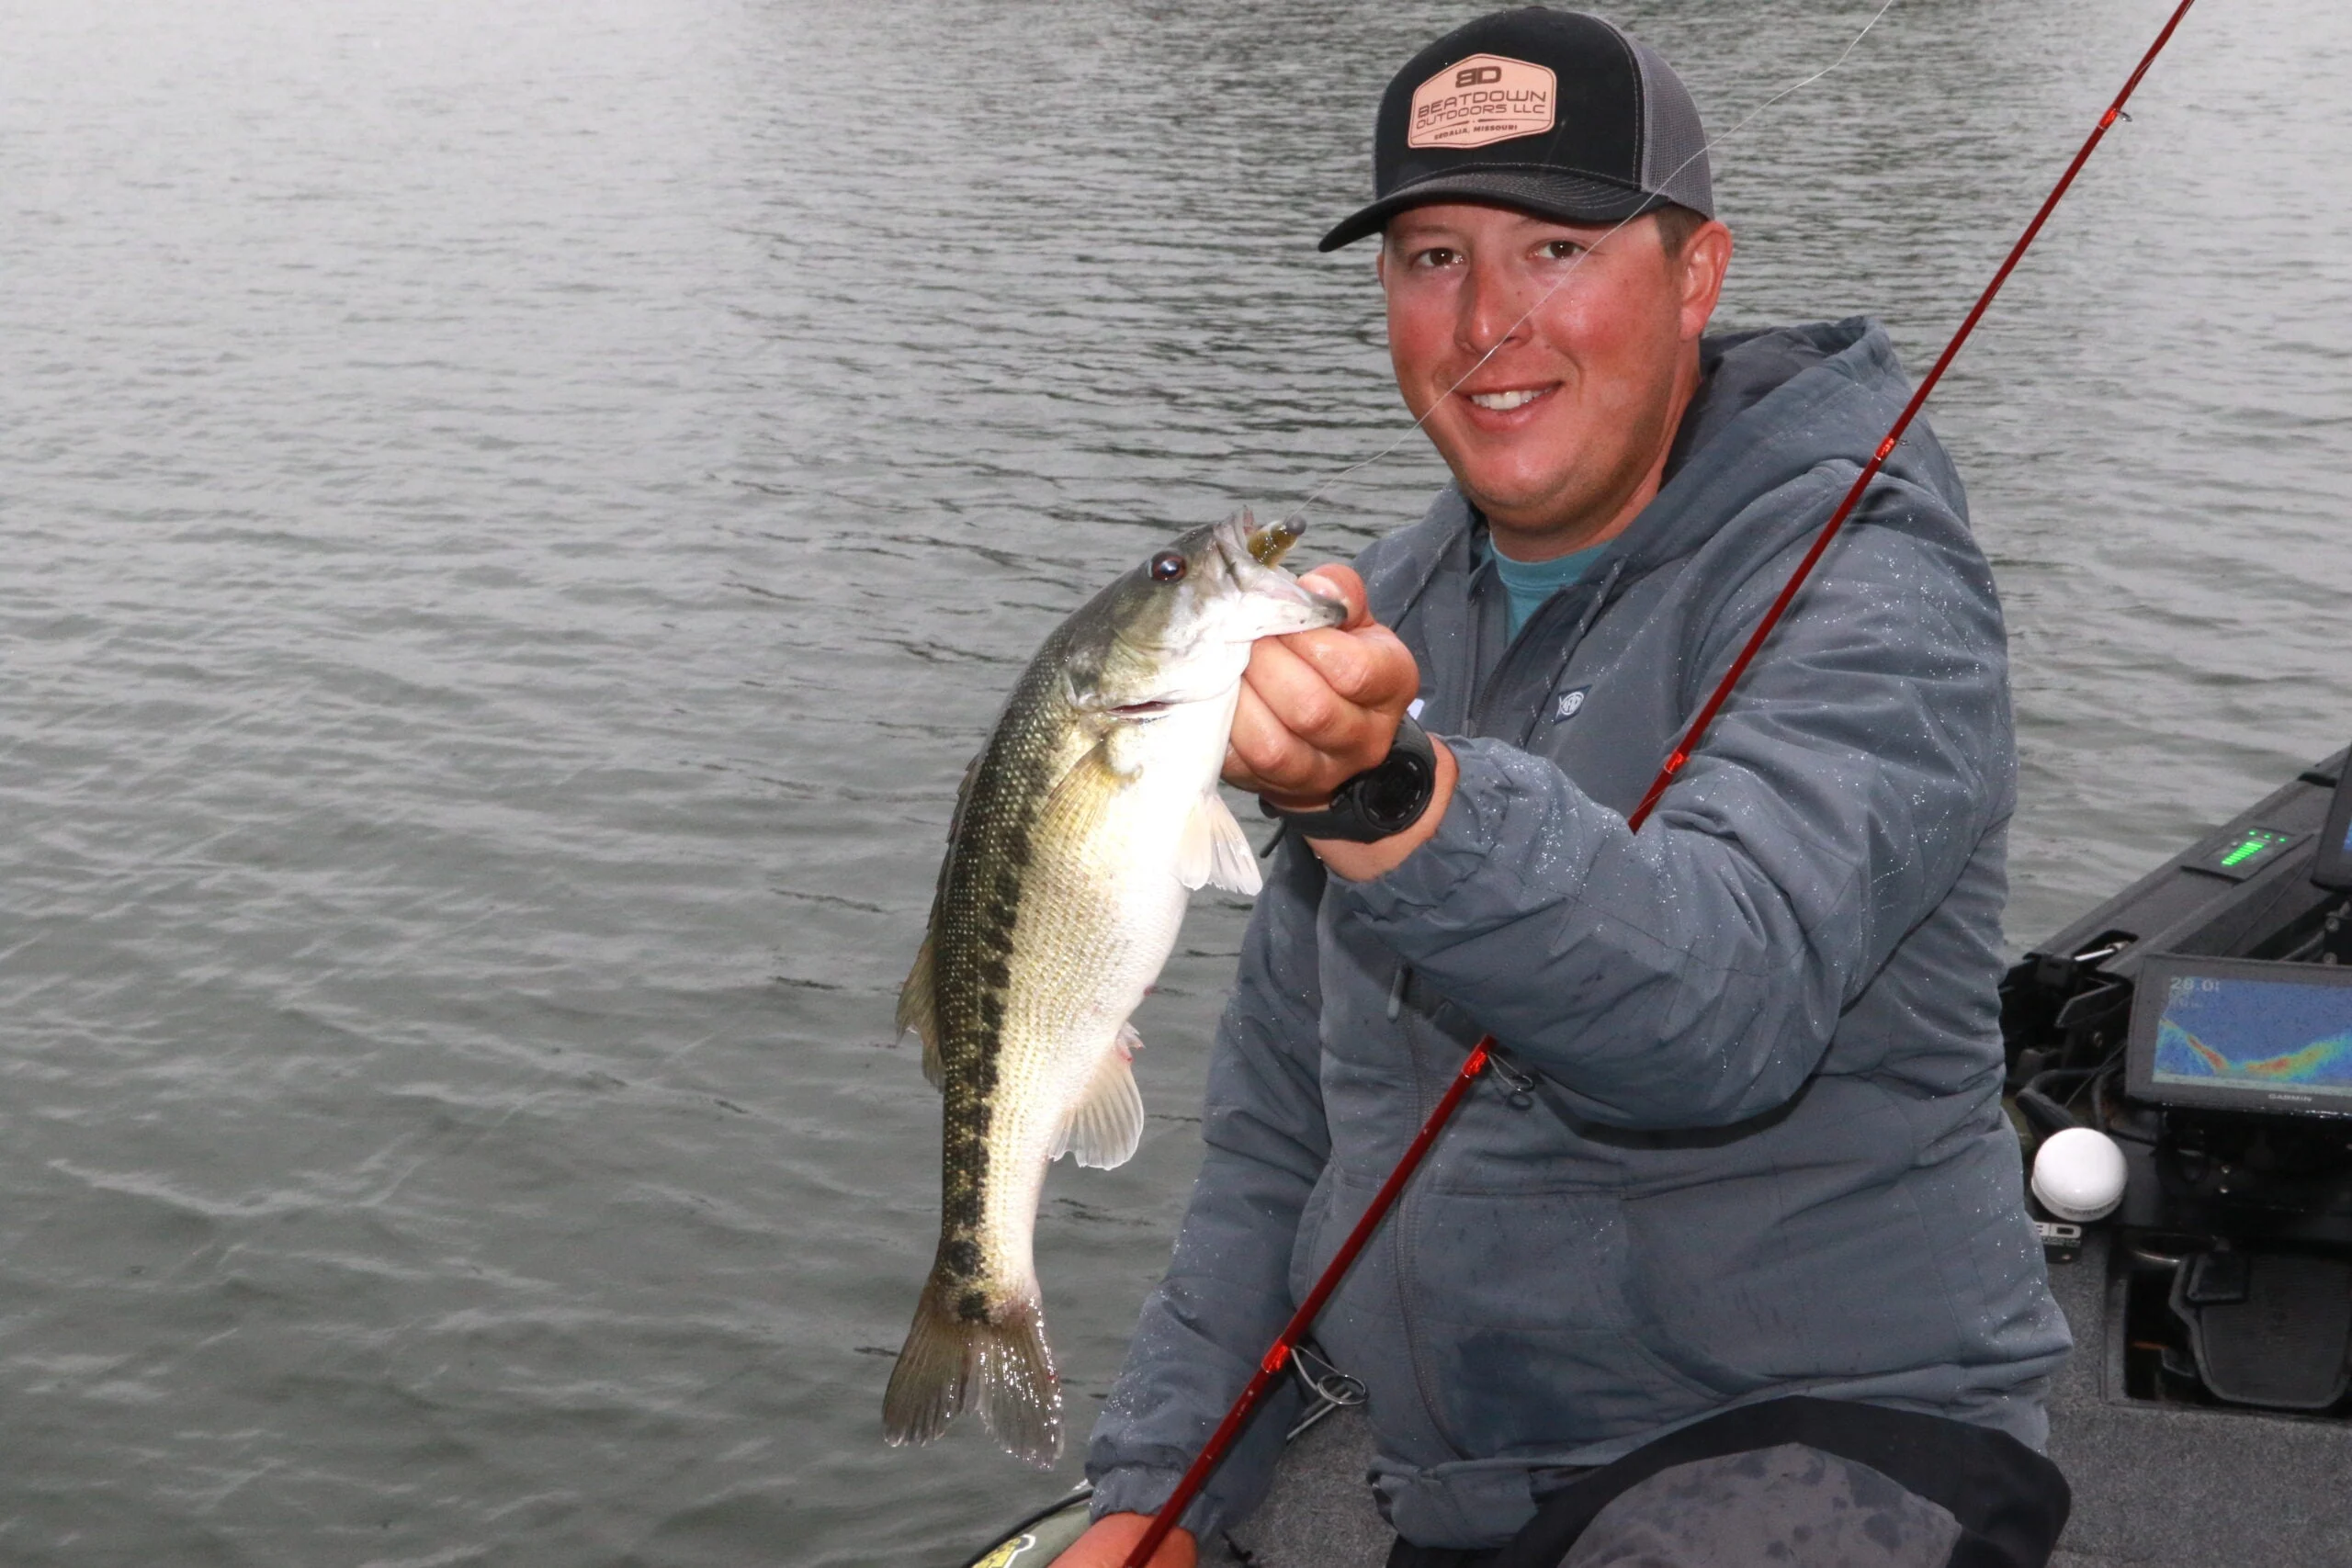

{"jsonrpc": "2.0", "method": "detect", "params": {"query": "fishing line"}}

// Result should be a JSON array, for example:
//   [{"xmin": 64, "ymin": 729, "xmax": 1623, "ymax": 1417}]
[
  {"xmin": 1125, "ymin": 2, "xmax": 2202, "ymax": 1561},
  {"xmin": 1278, "ymin": 0, "xmax": 1902, "ymax": 535}
]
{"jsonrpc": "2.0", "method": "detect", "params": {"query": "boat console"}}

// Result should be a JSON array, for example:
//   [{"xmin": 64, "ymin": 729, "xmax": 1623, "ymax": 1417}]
[{"xmin": 2003, "ymin": 745, "xmax": 2352, "ymax": 1554}]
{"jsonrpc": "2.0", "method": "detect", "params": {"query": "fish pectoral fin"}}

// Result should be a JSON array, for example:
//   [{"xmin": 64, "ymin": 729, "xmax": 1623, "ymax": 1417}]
[
  {"xmin": 896, "ymin": 932, "xmax": 944, "ymax": 1089},
  {"xmin": 1040, "ymin": 739, "xmax": 1122, "ymax": 827},
  {"xmin": 1053, "ymin": 1025, "xmax": 1147, "ymax": 1170},
  {"xmin": 1176, "ymin": 790, "xmax": 1262, "ymax": 896}
]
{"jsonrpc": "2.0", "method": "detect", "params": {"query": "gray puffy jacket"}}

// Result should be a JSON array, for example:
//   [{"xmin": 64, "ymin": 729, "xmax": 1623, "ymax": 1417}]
[{"xmin": 1086, "ymin": 319, "xmax": 2072, "ymax": 1549}]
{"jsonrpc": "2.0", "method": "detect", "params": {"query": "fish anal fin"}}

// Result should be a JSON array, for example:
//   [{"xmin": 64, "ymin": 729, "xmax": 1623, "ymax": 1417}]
[
  {"xmin": 1053, "ymin": 1024, "xmax": 1146, "ymax": 1170},
  {"xmin": 1177, "ymin": 790, "xmax": 1262, "ymax": 896},
  {"xmin": 882, "ymin": 1270, "xmax": 1061, "ymax": 1468}
]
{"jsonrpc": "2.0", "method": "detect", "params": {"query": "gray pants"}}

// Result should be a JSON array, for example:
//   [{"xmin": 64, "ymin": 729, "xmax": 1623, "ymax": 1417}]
[
  {"xmin": 1390, "ymin": 1444, "xmax": 1973, "ymax": 1568},
  {"xmin": 1563, "ymin": 1442, "xmax": 1964, "ymax": 1566}
]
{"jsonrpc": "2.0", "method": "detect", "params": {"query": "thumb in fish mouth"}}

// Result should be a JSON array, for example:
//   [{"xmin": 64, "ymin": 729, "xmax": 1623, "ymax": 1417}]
[{"xmin": 1295, "ymin": 564, "xmax": 1371, "ymax": 631}]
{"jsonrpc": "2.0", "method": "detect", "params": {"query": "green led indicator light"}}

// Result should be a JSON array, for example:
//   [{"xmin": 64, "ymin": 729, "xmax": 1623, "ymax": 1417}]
[{"xmin": 2220, "ymin": 830, "xmax": 2287, "ymax": 868}]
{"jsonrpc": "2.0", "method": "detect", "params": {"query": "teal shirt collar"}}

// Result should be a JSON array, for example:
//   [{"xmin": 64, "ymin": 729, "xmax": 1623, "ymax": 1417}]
[{"xmin": 1474, "ymin": 532, "xmax": 1610, "ymax": 639}]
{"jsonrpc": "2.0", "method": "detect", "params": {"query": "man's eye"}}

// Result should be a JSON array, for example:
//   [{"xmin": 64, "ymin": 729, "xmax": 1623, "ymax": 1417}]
[
  {"xmin": 1541, "ymin": 240, "xmax": 1586, "ymax": 262},
  {"xmin": 1410, "ymin": 247, "xmax": 1460, "ymax": 269}
]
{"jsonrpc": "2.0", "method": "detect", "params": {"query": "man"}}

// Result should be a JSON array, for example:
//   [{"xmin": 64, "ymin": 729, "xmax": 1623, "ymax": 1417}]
[{"xmin": 1058, "ymin": 9, "xmax": 2071, "ymax": 1566}]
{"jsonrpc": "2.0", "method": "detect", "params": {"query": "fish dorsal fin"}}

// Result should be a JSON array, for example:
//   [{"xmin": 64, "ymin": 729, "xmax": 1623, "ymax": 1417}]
[
  {"xmin": 1052, "ymin": 1024, "xmax": 1146, "ymax": 1170},
  {"xmin": 896, "ymin": 932, "xmax": 944, "ymax": 1089},
  {"xmin": 898, "ymin": 746, "xmax": 982, "ymax": 1093},
  {"xmin": 1176, "ymin": 790, "xmax": 1262, "ymax": 896},
  {"xmin": 945, "ymin": 746, "xmax": 984, "ymax": 845}
]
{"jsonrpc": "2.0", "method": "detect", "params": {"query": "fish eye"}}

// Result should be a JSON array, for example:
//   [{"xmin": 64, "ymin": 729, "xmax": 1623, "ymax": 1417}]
[{"xmin": 1148, "ymin": 551, "xmax": 1187, "ymax": 583}]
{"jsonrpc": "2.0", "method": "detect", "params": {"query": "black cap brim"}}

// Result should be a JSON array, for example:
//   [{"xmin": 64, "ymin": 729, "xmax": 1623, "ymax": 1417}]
[{"xmin": 1317, "ymin": 169, "xmax": 1670, "ymax": 253}]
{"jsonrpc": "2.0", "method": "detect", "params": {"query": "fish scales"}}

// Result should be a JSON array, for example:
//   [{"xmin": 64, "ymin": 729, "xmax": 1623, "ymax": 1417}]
[{"xmin": 883, "ymin": 513, "xmax": 1341, "ymax": 1467}]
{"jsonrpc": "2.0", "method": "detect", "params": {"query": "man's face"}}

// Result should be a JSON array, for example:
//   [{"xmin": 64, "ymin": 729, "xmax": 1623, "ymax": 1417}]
[{"xmin": 1377, "ymin": 203, "xmax": 1729, "ymax": 546}]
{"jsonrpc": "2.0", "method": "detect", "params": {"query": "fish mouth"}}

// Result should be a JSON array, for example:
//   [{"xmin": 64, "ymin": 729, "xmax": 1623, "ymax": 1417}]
[
  {"xmin": 1110, "ymin": 699, "xmax": 1175, "ymax": 720},
  {"xmin": 1216, "ymin": 511, "xmax": 1345, "ymax": 630}
]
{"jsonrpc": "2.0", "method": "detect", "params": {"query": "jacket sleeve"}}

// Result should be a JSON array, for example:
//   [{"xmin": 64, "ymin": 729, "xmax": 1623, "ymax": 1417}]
[
  {"xmin": 1335, "ymin": 473, "xmax": 2012, "ymax": 1129},
  {"xmin": 1083, "ymin": 830, "xmax": 1332, "ymax": 1538}
]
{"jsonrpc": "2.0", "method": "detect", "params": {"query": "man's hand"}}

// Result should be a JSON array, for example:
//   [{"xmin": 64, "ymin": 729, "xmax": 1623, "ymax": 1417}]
[
  {"xmin": 1225, "ymin": 565, "xmax": 1419, "ymax": 807},
  {"xmin": 1048, "ymin": 1514, "xmax": 1195, "ymax": 1568},
  {"xmin": 1226, "ymin": 564, "xmax": 1455, "ymax": 880}
]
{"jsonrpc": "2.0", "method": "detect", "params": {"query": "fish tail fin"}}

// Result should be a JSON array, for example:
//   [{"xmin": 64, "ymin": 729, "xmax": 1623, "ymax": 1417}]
[{"xmin": 882, "ymin": 1269, "xmax": 1062, "ymax": 1467}]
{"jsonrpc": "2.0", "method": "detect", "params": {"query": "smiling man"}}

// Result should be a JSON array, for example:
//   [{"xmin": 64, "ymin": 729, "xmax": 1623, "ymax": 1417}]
[{"xmin": 1057, "ymin": 10, "xmax": 2072, "ymax": 1568}]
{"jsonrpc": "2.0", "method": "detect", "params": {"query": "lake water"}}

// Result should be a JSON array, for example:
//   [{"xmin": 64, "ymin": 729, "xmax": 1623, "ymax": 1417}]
[{"xmin": 2, "ymin": 0, "xmax": 2347, "ymax": 1562}]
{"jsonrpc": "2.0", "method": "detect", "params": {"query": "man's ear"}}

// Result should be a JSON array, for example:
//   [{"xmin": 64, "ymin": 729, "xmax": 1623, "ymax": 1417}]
[{"xmin": 1679, "ymin": 220, "xmax": 1734, "ymax": 342}]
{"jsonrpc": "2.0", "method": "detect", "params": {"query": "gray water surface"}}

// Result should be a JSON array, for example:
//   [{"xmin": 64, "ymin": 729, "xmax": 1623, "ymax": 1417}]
[{"xmin": 3, "ymin": 1, "xmax": 2348, "ymax": 1563}]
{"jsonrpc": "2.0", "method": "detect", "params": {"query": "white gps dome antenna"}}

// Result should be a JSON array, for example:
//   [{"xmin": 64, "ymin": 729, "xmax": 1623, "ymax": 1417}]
[{"xmin": 2031, "ymin": 1127, "xmax": 2129, "ymax": 1223}]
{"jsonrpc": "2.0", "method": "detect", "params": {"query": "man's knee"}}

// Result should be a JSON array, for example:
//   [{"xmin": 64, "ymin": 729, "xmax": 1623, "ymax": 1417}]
[{"xmin": 1561, "ymin": 1444, "xmax": 1963, "ymax": 1568}]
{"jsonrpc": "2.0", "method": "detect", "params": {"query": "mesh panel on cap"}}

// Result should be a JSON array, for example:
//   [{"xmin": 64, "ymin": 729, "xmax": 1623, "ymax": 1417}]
[{"xmin": 1628, "ymin": 37, "xmax": 1713, "ymax": 218}]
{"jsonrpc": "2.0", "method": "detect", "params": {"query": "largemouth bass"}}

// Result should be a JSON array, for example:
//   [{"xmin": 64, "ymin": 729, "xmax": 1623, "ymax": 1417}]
[{"xmin": 883, "ymin": 511, "xmax": 1342, "ymax": 1466}]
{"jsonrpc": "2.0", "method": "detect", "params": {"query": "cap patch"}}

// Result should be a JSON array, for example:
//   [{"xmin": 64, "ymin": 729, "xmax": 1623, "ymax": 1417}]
[{"xmin": 1408, "ymin": 54, "xmax": 1557, "ymax": 151}]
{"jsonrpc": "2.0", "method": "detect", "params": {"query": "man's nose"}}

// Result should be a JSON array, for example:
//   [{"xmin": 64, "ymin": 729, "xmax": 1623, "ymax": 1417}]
[{"xmin": 1458, "ymin": 253, "xmax": 1534, "ymax": 357}]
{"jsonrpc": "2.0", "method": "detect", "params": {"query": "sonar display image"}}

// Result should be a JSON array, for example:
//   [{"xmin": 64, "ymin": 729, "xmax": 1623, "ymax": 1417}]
[{"xmin": 2154, "ymin": 974, "xmax": 2352, "ymax": 1098}]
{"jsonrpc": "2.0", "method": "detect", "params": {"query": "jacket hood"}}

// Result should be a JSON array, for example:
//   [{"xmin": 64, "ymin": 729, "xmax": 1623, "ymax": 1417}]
[{"xmin": 1359, "ymin": 317, "xmax": 1967, "ymax": 620}]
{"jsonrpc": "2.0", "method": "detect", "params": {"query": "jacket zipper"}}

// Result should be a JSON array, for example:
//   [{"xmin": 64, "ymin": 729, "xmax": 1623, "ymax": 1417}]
[{"xmin": 1389, "ymin": 560, "xmax": 1627, "ymax": 1461}]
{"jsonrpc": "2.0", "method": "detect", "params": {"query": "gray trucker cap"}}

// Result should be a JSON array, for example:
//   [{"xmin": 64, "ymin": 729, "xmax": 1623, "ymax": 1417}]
[{"xmin": 1318, "ymin": 7, "xmax": 1713, "ymax": 252}]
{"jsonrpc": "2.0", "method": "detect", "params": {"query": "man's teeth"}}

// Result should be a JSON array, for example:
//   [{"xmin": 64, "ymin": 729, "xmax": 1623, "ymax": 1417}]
[{"xmin": 1468, "ymin": 389, "xmax": 1545, "ymax": 411}]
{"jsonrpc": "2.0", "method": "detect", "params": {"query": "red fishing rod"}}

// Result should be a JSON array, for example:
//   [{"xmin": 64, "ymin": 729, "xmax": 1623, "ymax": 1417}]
[{"xmin": 1122, "ymin": 3, "xmax": 2200, "ymax": 1561}]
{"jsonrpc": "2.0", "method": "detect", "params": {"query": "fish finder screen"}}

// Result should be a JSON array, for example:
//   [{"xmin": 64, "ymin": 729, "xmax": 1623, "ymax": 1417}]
[{"xmin": 2148, "ymin": 969, "xmax": 2352, "ymax": 1104}]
